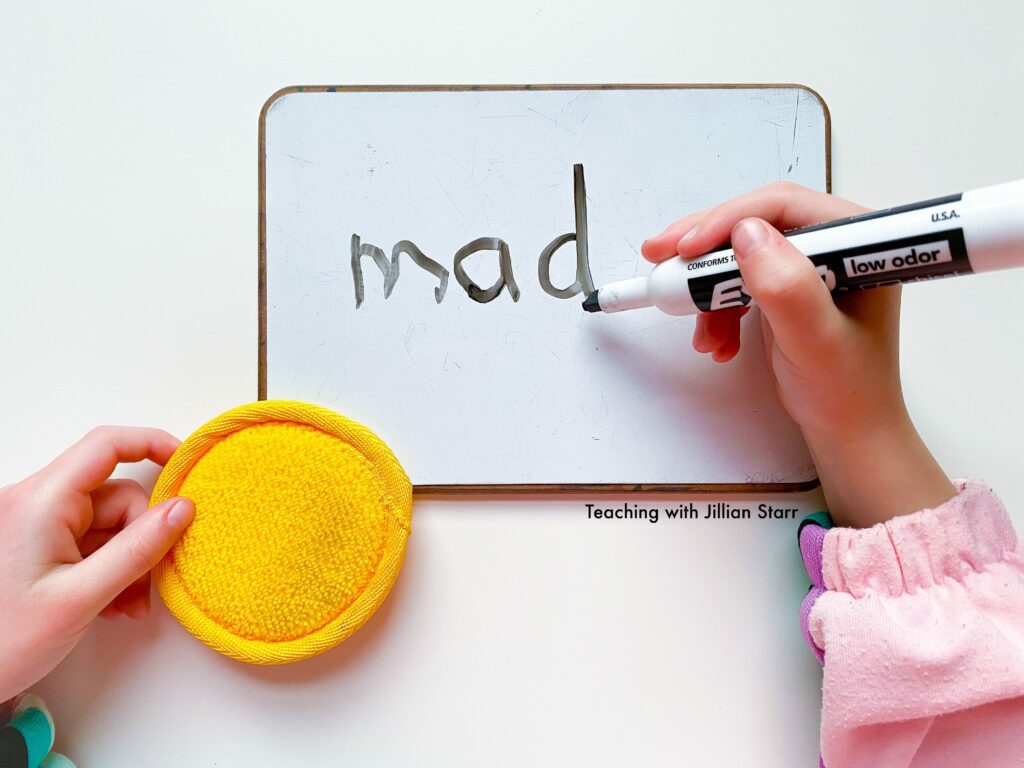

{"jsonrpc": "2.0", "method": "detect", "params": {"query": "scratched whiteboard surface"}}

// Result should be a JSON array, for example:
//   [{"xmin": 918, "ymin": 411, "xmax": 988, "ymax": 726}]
[{"xmin": 263, "ymin": 86, "xmax": 827, "ymax": 487}]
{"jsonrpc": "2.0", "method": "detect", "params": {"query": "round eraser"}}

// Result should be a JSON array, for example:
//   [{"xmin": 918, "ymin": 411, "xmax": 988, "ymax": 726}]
[{"xmin": 152, "ymin": 400, "xmax": 412, "ymax": 664}]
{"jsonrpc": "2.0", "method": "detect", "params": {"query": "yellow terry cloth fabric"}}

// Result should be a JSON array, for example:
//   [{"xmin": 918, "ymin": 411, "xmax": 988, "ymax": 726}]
[{"xmin": 151, "ymin": 400, "xmax": 412, "ymax": 664}]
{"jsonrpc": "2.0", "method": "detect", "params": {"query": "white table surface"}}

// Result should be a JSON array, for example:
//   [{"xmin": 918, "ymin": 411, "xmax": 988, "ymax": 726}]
[{"xmin": 2, "ymin": 2, "xmax": 1022, "ymax": 765}]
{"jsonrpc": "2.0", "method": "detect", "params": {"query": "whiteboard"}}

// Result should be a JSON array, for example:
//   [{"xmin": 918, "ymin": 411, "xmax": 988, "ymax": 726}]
[{"xmin": 261, "ymin": 85, "xmax": 828, "ymax": 488}]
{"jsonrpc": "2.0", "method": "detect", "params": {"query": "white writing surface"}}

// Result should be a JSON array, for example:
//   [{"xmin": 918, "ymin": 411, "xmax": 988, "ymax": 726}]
[{"xmin": 263, "ymin": 86, "xmax": 827, "ymax": 487}]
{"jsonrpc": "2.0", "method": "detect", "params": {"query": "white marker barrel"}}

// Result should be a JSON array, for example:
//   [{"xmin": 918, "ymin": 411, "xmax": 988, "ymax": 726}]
[{"xmin": 595, "ymin": 178, "xmax": 1024, "ymax": 316}]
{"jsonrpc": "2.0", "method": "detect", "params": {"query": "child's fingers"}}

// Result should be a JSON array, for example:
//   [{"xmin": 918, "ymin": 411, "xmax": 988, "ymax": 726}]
[
  {"xmin": 641, "ymin": 209, "xmax": 707, "ymax": 263},
  {"xmin": 834, "ymin": 282, "xmax": 902, "ymax": 328},
  {"xmin": 90, "ymin": 482, "xmax": 155, "ymax": 618},
  {"xmin": 87, "ymin": 478, "xmax": 149, "ymax": 534},
  {"xmin": 81, "ymin": 479, "xmax": 153, "ymax": 617},
  {"xmin": 709, "ymin": 311, "xmax": 744, "ymax": 362},
  {"xmin": 760, "ymin": 313, "xmax": 776, "ymax": 365},
  {"xmin": 676, "ymin": 182, "xmax": 866, "ymax": 259},
  {"xmin": 91, "ymin": 482, "xmax": 156, "ymax": 618},
  {"xmin": 760, "ymin": 316, "xmax": 780, "ymax": 388},
  {"xmin": 78, "ymin": 529, "xmax": 115, "ymax": 557},
  {"xmin": 52, "ymin": 497, "xmax": 194, "ymax": 619},
  {"xmin": 38, "ymin": 427, "xmax": 180, "ymax": 494},
  {"xmin": 81, "ymin": 528, "xmax": 152, "ymax": 615},
  {"xmin": 111, "ymin": 574, "xmax": 151, "ymax": 619},
  {"xmin": 693, "ymin": 308, "xmax": 747, "ymax": 354},
  {"xmin": 712, "ymin": 331, "xmax": 742, "ymax": 363},
  {"xmin": 730, "ymin": 218, "xmax": 841, "ymax": 357},
  {"xmin": 692, "ymin": 317, "xmax": 708, "ymax": 350}
]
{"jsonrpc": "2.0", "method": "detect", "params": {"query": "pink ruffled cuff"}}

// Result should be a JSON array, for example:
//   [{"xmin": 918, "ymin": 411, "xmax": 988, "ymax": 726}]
[
  {"xmin": 822, "ymin": 480, "xmax": 1018, "ymax": 597},
  {"xmin": 808, "ymin": 480, "xmax": 1024, "ymax": 767}
]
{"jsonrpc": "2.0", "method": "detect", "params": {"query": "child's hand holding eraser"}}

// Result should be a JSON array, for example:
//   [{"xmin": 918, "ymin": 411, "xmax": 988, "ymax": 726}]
[{"xmin": 0, "ymin": 427, "xmax": 194, "ymax": 703}]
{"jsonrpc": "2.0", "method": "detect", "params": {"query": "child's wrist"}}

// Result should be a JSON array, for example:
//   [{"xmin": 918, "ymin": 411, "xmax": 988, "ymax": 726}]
[
  {"xmin": 801, "ymin": 409, "xmax": 913, "ymax": 461},
  {"xmin": 802, "ymin": 417, "xmax": 957, "ymax": 528}
]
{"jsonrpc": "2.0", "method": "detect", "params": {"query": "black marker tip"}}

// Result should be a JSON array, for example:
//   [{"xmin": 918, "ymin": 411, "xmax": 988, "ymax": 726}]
[{"xmin": 582, "ymin": 291, "xmax": 601, "ymax": 313}]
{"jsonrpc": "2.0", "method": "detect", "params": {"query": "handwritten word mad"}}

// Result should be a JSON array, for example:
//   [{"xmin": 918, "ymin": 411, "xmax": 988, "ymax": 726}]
[{"xmin": 351, "ymin": 164, "xmax": 595, "ymax": 308}]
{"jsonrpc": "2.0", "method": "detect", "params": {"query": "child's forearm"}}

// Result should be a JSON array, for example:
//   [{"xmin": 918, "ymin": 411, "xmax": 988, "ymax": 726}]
[{"xmin": 804, "ymin": 415, "xmax": 957, "ymax": 528}]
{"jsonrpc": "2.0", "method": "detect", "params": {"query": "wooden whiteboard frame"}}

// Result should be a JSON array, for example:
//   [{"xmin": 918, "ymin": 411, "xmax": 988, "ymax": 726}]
[{"xmin": 257, "ymin": 83, "xmax": 831, "ymax": 494}]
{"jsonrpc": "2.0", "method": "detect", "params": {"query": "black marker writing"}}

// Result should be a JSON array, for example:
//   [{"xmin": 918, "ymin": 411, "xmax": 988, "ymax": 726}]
[
  {"xmin": 453, "ymin": 237, "xmax": 521, "ymax": 303},
  {"xmin": 537, "ymin": 233, "xmax": 579, "ymax": 298},
  {"xmin": 351, "ymin": 163, "xmax": 593, "ymax": 307},
  {"xmin": 351, "ymin": 235, "xmax": 390, "ymax": 309},
  {"xmin": 392, "ymin": 240, "xmax": 449, "ymax": 303},
  {"xmin": 351, "ymin": 235, "xmax": 450, "ymax": 308},
  {"xmin": 537, "ymin": 163, "xmax": 595, "ymax": 299},
  {"xmin": 573, "ymin": 163, "xmax": 596, "ymax": 295}
]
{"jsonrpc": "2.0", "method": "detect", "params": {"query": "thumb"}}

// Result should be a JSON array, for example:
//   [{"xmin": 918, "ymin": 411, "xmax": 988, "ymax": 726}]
[
  {"xmin": 730, "ymin": 218, "xmax": 841, "ymax": 357},
  {"xmin": 69, "ymin": 497, "xmax": 194, "ymax": 615}
]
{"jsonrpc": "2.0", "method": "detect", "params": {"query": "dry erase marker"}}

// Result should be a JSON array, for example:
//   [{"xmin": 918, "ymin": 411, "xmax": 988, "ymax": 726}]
[{"xmin": 583, "ymin": 178, "xmax": 1024, "ymax": 315}]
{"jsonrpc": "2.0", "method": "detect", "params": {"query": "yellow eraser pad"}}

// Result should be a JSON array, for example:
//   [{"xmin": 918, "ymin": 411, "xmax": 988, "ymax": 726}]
[{"xmin": 151, "ymin": 400, "xmax": 412, "ymax": 664}]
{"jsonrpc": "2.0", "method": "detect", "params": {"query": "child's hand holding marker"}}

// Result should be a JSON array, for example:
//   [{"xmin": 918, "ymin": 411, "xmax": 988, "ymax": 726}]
[
  {"xmin": 642, "ymin": 182, "xmax": 1024, "ymax": 765},
  {"xmin": 0, "ymin": 427, "xmax": 194, "ymax": 703},
  {"xmin": 641, "ymin": 183, "xmax": 956, "ymax": 528}
]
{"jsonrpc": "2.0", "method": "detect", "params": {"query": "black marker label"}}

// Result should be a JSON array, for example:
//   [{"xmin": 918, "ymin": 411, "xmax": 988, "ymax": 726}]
[
  {"xmin": 779, "ymin": 192, "xmax": 963, "ymax": 238},
  {"xmin": 688, "ymin": 229, "xmax": 971, "ymax": 312}
]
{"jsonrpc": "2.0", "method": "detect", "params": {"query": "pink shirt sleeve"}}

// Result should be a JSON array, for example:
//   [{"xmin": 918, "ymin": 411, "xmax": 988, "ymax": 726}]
[{"xmin": 805, "ymin": 480, "xmax": 1024, "ymax": 767}]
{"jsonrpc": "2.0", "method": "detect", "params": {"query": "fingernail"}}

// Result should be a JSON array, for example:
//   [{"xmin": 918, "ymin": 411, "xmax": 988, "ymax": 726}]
[
  {"xmin": 165, "ymin": 498, "xmax": 195, "ymax": 529},
  {"xmin": 680, "ymin": 226, "xmax": 699, "ymax": 243},
  {"xmin": 731, "ymin": 219, "xmax": 769, "ymax": 259}
]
